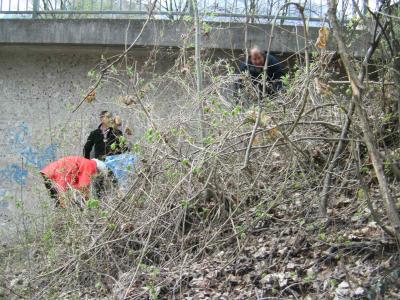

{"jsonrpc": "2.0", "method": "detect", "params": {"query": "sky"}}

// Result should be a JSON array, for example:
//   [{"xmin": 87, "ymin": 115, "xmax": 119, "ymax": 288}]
[{"xmin": 0, "ymin": 0, "xmax": 381, "ymax": 15}]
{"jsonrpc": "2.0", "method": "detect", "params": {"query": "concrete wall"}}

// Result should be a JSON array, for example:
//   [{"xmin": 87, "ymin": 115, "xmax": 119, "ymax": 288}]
[
  {"xmin": 0, "ymin": 44, "xmax": 184, "ymax": 238},
  {"xmin": 0, "ymin": 43, "xmax": 256, "ymax": 240}
]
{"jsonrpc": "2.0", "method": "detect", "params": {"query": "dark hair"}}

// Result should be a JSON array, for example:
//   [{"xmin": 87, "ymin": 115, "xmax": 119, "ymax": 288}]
[{"xmin": 100, "ymin": 110, "xmax": 111, "ymax": 118}]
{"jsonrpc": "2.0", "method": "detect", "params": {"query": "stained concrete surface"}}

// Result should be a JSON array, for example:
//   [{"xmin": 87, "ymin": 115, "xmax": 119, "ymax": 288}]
[
  {"xmin": 0, "ymin": 19, "xmax": 316, "ymax": 53},
  {"xmin": 0, "ymin": 19, "xmax": 369, "ymax": 56},
  {"xmin": 0, "ymin": 44, "xmax": 181, "ymax": 240},
  {"xmin": 0, "ymin": 42, "xmax": 290, "ymax": 241}
]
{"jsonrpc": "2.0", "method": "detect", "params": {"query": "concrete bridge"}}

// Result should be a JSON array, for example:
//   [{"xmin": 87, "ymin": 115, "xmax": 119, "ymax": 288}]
[
  {"xmin": 0, "ymin": 0, "xmax": 367, "ymax": 52},
  {"xmin": 0, "ymin": 18, "xmax": 366, "ymax": 54}
]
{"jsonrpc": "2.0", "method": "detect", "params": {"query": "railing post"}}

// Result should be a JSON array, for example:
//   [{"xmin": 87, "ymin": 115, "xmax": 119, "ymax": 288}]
[
  {"xmin": 32, "ymin": 0, "xmax": 39, "ymax": 19},
  {"xmin": 361, "ymin": 0, "xmax": 367, "ymax": 15},
  {"xmin": 188, "ymin": 0, "xmax": 193, "ymax": 17}
]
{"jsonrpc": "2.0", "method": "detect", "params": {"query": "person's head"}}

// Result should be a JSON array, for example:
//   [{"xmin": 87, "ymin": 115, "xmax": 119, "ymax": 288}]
[
  {"xmin": 100, "ymin": 111, "xmax": 113, "ymax": 127},
  {"xmin": 250, "ymin": 46, "xmax": 265, "ymax": 67},
  {"xmin": 92, "ymin": 158, "xmax": 108, "ymax": 175}
]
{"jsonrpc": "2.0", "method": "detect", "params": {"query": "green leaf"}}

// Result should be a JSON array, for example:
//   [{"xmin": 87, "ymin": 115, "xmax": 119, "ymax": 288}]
[
  {"xmin": 156, "ymin": 131, "xmax": 162, "ymax": 142},
  {"xmin": 329, "ymin": 278, "xmax": 338, "ymax": 287},
  {"xmin": 192, "ymin": 167, "xmax": 201, "ymax": 175},
  {"xmin": 357, "ymin": 188, "xmax": 366, "ymax": 200},
  {"xmin": 87, "ymin": 70, "xmax": 97, "ymax": 80},
  {"xmin": 145, "ymin": 128, "xmax": 154, "ymax": 143},
  {"xmin": 15, "ymin": 200, "xmax": 23, "ymax": 209},
  {"xmin": 360, "ymin": 166, "xmax": 369, "ymax": 174},
  {"xmin": 171, "ymin": 128, "xmax": 178, "ymax": 135},
  {"xmin": 87, "ymin": 199, "xmax": 100, "ymax": 209},
  {"xmin": 203, "ymin": 136, "xmax": 214, "ymax": 145},
  {"xmin": 108, "ymin": 223, "xmax": 117, "ymax": 230},
  {"xmin": 110, "ymin": 65, "xmax": 118, "ymax": 75},
  {"xmin": 318, "ymin": 232, "xmax": 327, "ymax": 241},
  {"xmin": 95, "ymin": 282, "xmax": 102, "ymax": 289},
  {"xmin": 118, "ymin": 136, "xmax": 126, "ymax": 144},
  {"xmin": 132, "ymin": 143, "xmax": 141, "ymax": 153},
  {"xmin": 382, "ymin": 113, "xmax": 393, "ymax": 123},
  {"xmin": 231, "ymin": 105, "xmax": 241, "ymax": 116},
  {"xmin": 43, "ymin": 229, "xmax": 53, "ymax": 242},
  {"xmin": 180, "ymin": 200, "xmax": 190, "ymax": 209},
  {"xmin": 181, "ymin": 159, "xmax": 190, "ymax": 167},
  {"xmin": 202, "ymin": 23, "xmax": 212, "ymax": 33},
  {"xmin": 304, "ymin": 272, "xmax": 316, "ymax": 283},
  {"xmin": 126, "ymin": 66, "xmax": 134, "ymax": 77}
]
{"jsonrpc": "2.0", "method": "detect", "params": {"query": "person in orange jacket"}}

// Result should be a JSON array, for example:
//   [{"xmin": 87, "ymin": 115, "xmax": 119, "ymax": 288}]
[{"xmin": 40, "ymin": 156, "xmax": 109, "ymax": 207}]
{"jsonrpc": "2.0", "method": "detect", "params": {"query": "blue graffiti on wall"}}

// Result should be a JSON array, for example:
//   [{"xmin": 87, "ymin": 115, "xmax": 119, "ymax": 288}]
[
  {"xmin": 0, "ymin": 164, "xmax": 28, "ymax": 185},
  {"xmin": 0, "ymin": 189, "xmax": 10, "ymax": 209},
  {"xmin": 20, "ymin": 143, "xmax": 58, "ymax": 170},
  {"xmin": 0, "ymin": 123, "xmax": 58, "ymax": 186}
]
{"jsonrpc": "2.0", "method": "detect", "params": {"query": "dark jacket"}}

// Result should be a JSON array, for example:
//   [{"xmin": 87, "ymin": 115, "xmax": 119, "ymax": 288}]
[
  {"xmin": 237, "ymin": 53, "xmax": 285, "ymax": 94},
  {"xmin": 83, "ymin": 125, "xmax": 126, "ymax": 160}
]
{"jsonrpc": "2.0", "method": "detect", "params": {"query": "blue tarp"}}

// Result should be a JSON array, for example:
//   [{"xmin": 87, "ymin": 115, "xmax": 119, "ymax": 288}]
[{"xmin": 105, "ymin": 153, "xmax": 137, "ymax": 188}]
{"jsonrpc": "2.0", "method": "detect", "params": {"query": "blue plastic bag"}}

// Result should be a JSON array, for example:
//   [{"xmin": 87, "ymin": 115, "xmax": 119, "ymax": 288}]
[{"xmin": 105, "ymin": 154, "xmax": 137, "ymax": 188}]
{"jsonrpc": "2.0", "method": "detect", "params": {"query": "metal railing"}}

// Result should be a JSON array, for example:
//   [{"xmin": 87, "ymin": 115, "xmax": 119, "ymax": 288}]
[{"xmin": 0, "ymin": 0, "xmax": 363, "ymax": 24}]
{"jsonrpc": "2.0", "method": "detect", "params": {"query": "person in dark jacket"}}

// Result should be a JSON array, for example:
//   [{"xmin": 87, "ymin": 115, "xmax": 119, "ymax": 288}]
[
  {"xmin": 236, "ymin": 46, "xmax": 285, "ymax": 97},
  {"xmin": 83, "ymin": 111, "xmax": 126, "ymax": 160}
]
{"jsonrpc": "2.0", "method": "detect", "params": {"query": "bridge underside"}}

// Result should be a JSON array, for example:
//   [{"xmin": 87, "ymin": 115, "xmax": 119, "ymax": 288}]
[{"xmin": 0, "ymin": 19, "xmax": 367, "ymax": 56}]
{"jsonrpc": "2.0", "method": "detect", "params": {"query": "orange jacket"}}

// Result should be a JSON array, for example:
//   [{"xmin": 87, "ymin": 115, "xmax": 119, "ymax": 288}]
[{"xmin": 41, "ymin": 156, "xmax": 97, "ymax": 193}]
